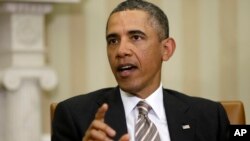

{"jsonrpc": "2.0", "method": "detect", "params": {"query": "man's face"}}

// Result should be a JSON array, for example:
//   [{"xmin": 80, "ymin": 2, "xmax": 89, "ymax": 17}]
[{"xmin": 106, "ymin": 10, "xmax": 168, "ymax": 98}]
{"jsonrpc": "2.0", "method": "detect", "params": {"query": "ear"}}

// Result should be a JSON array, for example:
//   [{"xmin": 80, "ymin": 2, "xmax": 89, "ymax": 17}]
[{"xmin": 161, "ymin": 37, "xmax": 176, "ymax": 61}]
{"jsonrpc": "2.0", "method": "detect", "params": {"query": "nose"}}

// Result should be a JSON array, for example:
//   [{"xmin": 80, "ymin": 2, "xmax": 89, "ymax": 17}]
[{"xmin": 116, "ymin": 39, "xmax": 132, "ymax": 58}]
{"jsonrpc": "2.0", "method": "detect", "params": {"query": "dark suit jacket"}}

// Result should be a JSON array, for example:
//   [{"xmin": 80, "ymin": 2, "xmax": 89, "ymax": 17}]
[{"xmin": 52, "ymin": 87, "xmax": 230, "ymax": 141}]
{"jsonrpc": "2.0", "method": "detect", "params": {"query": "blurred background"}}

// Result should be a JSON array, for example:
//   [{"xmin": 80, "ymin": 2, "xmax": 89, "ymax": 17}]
[{"xmin": 0, "ymin": 0, "xmax": 249, "ymax": 140}]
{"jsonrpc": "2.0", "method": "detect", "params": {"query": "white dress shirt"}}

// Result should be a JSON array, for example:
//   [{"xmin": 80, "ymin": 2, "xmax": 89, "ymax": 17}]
[{"xmin": 120, "ymin": 84, "xmax": 171, "ymax": 141}]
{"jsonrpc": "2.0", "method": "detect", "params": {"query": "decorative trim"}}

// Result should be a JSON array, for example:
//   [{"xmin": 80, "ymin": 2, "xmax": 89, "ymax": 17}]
[
  {"xmin": 0, "ymin": 2, "xmax": 52, "ymax": 14},
  {"xmin": 14, "ymin": 15, "xmax": 42, "ymax": 47},
  {"xmin": 1, "ymin": 67, "xmax": 58, "ymax": 91}
]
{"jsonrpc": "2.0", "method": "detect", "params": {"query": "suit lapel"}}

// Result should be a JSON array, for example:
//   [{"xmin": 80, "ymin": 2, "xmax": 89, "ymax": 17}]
[
  {"xmin": 98, "ymin": 87, "xmax": 128, "ymax": 140},
  {"xmin": 163, "ymin": 90, "xmax": 196, "ymax": 141}
]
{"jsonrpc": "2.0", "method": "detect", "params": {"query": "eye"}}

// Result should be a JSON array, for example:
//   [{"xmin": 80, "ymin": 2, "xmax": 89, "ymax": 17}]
[
  {"xmin": 107, "ymin": 38, "xmax": 119, "ymax": 45},
  {"xmin": 131, "ymin": 35, "xmax": 143, "ymax": 41}
]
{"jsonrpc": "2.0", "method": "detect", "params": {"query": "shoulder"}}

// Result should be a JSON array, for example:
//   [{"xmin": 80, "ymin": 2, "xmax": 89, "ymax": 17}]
[
  {"xmin": 163, "ymin": 88, "xmax": 230, "ymax": 139},
  {"xmin": 53, "ymin": 87, "xmax": 117, "ymax": 129},
  {"xmin": 54, "ymin": 87, "xmax": 117, "ymax": 118},
  {"xmin": 58, "ymin": 87, "xmax": 117, "ymax": 108},
  {"xmin": 163, "ymin": 88, "xmax": 229, "ymax": 125},
  {"xmin": 163, "ymin": 88, "xmax": 223, "ymax": 111}
]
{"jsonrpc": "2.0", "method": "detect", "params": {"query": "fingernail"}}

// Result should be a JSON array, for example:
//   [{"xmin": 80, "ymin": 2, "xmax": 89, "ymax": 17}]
[{"xmin": 108, "ymin": 128, "xmax": 116, "ymax": 136}]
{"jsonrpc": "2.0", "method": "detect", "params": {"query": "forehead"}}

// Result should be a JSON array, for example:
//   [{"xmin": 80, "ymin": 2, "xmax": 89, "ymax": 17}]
[{"xmin": 106, "ymin": 10, "xmax": 152, "ymax": 34}]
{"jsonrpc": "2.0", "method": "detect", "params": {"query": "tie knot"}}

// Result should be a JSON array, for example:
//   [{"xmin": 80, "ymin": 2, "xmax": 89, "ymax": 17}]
[{"xmin": 136, "ymin": 101, "xmax": 151, "ymax": 116}]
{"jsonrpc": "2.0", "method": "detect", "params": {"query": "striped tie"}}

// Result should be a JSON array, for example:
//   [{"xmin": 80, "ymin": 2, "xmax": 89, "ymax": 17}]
[{"xmin": 135, "ymin": 101, "xmax": 161, "ymax": 141}]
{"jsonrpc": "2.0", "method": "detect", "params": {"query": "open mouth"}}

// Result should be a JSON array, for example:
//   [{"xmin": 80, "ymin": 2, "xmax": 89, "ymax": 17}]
[
  {"xmin": 117, "ymin": 64, "xmax": 137, "ymax": 71},
  {"xmin": 117, "ymin": 64, "xmax": 137, "ymax": 77}
]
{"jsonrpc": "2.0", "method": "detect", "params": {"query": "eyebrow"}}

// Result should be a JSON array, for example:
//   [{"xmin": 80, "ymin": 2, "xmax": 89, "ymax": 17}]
[
  {"xmin": 106, "ymin": 29, "xmax": 146, "ymax": 40},
  {"xmin": 106, "ymin": 33, "xmax": 119, "ymax": 41},
  {"xmin": 128, "ymin": 30, "xmax": 146, "ymax": 36}
]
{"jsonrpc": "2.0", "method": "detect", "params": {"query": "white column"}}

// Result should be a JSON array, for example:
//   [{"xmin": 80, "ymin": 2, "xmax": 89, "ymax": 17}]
[
  {"xmin": 3, "ymin": 68, "xmax": 57, "ymax": 141},
  {"xmin": 0, "ymin": 2, "xmax": 57, "ymax": 141},
  {"xmin": 0, "ymin": 0, "xmax": 80, "ymax": 140}
]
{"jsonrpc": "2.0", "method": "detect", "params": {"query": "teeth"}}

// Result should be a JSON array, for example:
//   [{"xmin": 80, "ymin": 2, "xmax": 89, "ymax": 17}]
[
  {"xmin": 118, "ymin": 65, "xmax": 134, "ymax": 71},
  {"xmin": 121, "ymin": 65, "xmax": 132, "ymax": 69}
]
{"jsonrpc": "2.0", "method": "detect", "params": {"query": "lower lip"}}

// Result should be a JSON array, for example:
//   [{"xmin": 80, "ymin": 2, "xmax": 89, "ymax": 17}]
[{"xmin": 118, "ymin": 69, "xmax": 135, "ymax": 77}]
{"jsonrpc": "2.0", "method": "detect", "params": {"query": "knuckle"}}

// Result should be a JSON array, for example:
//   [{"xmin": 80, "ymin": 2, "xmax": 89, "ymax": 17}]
[{"xmin": 89, "ymin": 129, "xmax": 109, "ymax": 140}]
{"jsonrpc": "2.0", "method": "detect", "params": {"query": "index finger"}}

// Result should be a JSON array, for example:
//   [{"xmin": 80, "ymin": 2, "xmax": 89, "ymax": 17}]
[{"xmin": 95, "ymin": 103, "xmax": 108, "ymax": 121}]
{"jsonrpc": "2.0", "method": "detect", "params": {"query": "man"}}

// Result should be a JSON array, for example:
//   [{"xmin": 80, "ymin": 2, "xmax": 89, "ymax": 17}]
[{"xmin": 52, "ymin": 0, "xmax": 230, "ymax": 141}]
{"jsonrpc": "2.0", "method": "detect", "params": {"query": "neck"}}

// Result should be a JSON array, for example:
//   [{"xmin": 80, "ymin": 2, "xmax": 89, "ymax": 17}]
[{"xmin": 131, "ymin": 82, "xmax": 162, "ymax": 99}]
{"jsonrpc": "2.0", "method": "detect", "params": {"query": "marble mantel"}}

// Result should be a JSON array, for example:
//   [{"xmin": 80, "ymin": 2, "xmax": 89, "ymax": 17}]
[{"xmin": 0, "ymin": 0, "xmax": 79, "ymax": 141}]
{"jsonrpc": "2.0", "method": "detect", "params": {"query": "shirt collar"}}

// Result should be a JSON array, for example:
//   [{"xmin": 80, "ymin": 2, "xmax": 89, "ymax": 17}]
[{"xmin": 120, "ymin": 83, "xmax": 164, "ymax": 120}]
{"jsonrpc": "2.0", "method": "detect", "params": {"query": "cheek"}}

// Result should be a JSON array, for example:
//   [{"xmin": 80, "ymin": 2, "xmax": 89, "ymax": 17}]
[
  {"xmin": 140, "ymin": 46, "xmax": 162, "ymax": 61},
  {"xmin": 136, "ymin": 50, "xmax": 156, "ymax": 69},
  {"xmin": 107, "ymin": 49, "xmax": 114, "ymax": 58},
  {"xmin": 107, "ymin": 51, "xmax": 114, "ymax": 65}
]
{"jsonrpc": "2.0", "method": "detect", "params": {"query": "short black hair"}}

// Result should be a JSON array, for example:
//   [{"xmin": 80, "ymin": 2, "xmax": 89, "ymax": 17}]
[{"xmin": 106, "ymin": 0, "xmax": 169, "ymax": 40}]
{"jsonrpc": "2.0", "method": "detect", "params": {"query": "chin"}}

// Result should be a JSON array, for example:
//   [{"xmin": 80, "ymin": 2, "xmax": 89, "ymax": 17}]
[{"xmin": 119, "ymin": 84, "xmax": 139, "ymax": 94}]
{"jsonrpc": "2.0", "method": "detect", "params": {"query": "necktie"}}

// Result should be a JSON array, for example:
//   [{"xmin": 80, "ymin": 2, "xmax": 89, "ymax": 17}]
[{"xmin": 135, "ymin": 101, "xmax": 161, "ymax": 141}]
